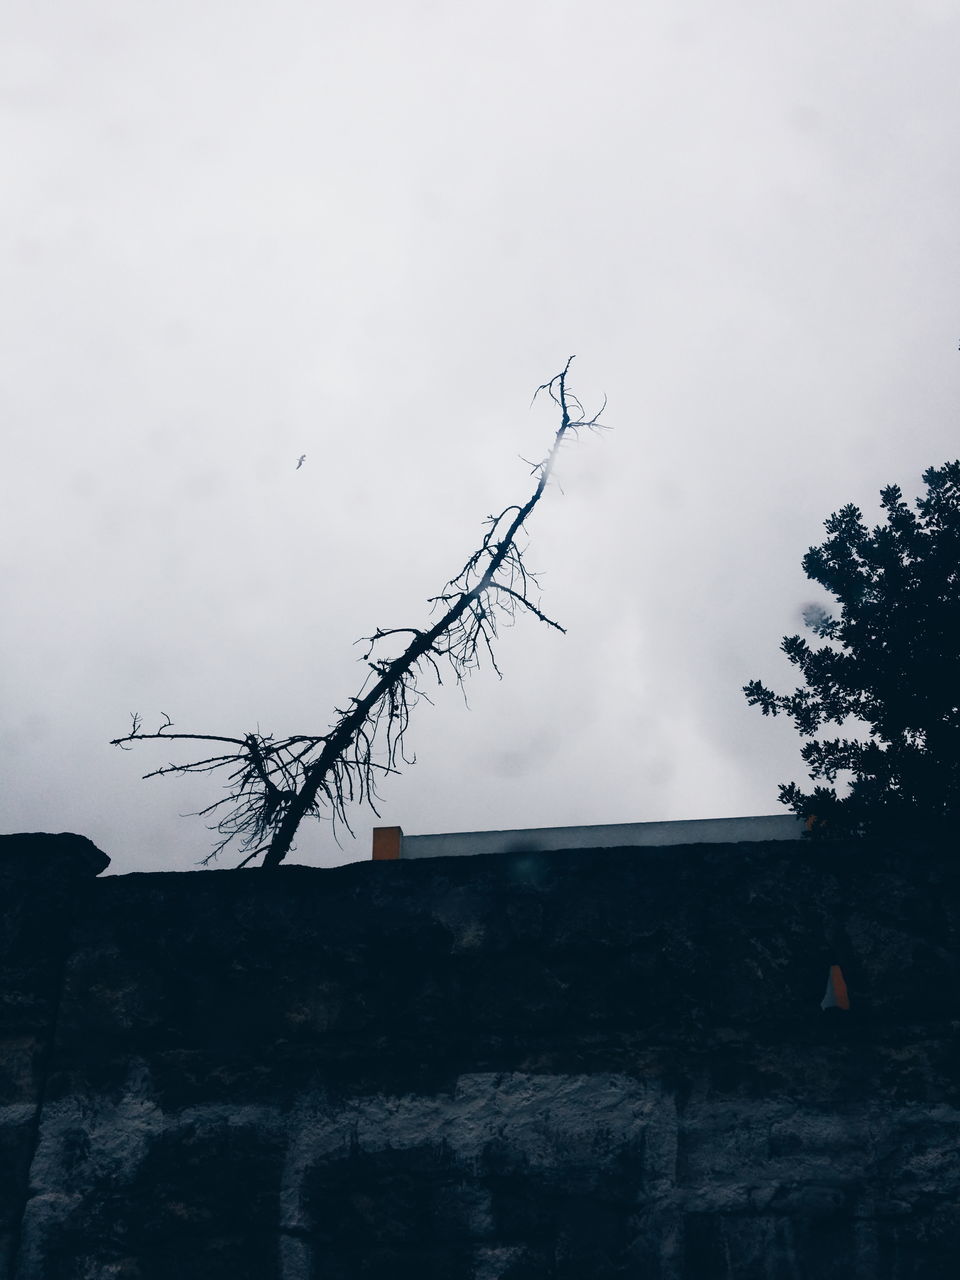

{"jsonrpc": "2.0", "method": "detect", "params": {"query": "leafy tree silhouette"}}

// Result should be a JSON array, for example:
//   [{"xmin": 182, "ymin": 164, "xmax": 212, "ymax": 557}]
[
  {"xmin": 744, "ymin": 461, "xmax": 960, "ymax": 839},
  {"xmin": 114, "ymin": 360, "xmax": 606, "ymax": 866}
]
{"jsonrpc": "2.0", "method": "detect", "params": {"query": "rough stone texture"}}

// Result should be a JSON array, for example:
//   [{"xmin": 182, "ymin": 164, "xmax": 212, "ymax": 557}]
[
  {"xmin": 0, "ymin": 834, "xmax": 110, "ymax": 1280},
  {"xmin": 1, "ymin": 835, "xmax": 960, "ymax": 1277}
]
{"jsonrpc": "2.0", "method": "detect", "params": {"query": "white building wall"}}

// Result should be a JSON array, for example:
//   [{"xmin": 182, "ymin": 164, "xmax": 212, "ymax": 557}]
[{"xmin": 399, "ymin": 814, "xmax": 804, "ymax": 859}]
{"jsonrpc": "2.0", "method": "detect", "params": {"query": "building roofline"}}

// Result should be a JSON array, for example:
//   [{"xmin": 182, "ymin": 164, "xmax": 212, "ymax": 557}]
[{"xmin": 372, "ymin": 814, "xmax": 804, "ymax": 860}]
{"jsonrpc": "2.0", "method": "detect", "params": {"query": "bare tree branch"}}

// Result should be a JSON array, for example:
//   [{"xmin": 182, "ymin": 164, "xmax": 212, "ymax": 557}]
[{"xmin": 112, "ymin": 359, "xmax": 606, "ymax": 867}]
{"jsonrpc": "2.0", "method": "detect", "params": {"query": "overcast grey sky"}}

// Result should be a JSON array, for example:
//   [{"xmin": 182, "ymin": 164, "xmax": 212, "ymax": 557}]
[{"xmin": 3, "ymin": 0, "xmax": 958, "ymax": 873}]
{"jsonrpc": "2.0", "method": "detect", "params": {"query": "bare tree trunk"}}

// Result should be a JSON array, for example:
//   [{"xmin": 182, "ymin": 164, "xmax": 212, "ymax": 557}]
[{"xmin": 113, "ymin": 359, "xmax": 606, "ymax": 867}]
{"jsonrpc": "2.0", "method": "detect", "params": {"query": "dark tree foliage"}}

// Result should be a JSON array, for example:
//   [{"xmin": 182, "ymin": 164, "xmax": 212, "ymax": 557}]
[
  {"xmin": 113, "ymin": 360, "xmax": 606, "ymax": 867},
  {"xmin": 744, "ymin": 460, "xmax": 960, "ymax": 840}
]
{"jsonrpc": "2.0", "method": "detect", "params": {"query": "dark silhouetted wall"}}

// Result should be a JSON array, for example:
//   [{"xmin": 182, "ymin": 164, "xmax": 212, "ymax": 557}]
[{"xmin": 2, "ymin": 833, "xmax": 959, "ymax": 1278}]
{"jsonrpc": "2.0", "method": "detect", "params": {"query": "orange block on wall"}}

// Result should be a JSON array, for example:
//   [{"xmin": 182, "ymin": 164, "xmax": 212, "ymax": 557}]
[{"xmin": 372, "ymin": 827, "xmax": 403, "ymax": 860}]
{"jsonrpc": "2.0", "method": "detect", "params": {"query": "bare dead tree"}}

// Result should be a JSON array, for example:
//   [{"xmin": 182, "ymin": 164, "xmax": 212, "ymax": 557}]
[{"xmin": 112, "ymin": 359, "xmax": 606, "ymax": 867}]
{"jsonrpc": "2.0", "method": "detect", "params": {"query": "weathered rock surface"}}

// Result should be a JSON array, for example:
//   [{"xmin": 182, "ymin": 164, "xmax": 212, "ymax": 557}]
[
  {"xmin": 0, "ymin": 834, "xmax": 111, "ymax": 1280},
  {"xmin": 1, "ymin": 833, "xmax": 959, "ymax": 1277}
]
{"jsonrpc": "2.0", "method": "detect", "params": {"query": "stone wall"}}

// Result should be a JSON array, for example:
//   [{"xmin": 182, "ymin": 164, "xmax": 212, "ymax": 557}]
[{"xmin": 1, "ymin": 832, "xmax": 959, "ymax": 1278}]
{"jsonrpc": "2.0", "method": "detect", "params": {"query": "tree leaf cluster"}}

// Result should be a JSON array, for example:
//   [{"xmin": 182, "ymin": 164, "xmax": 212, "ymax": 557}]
[{"xmin": 744, "ymin": 460, "xmax": 960, "ymax": 839}]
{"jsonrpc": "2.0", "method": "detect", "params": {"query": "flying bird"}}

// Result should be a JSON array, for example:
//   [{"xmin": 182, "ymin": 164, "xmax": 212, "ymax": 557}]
[{"xmin": 296, "ymin": 455, "xmax": 306, "ymax": 470}]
